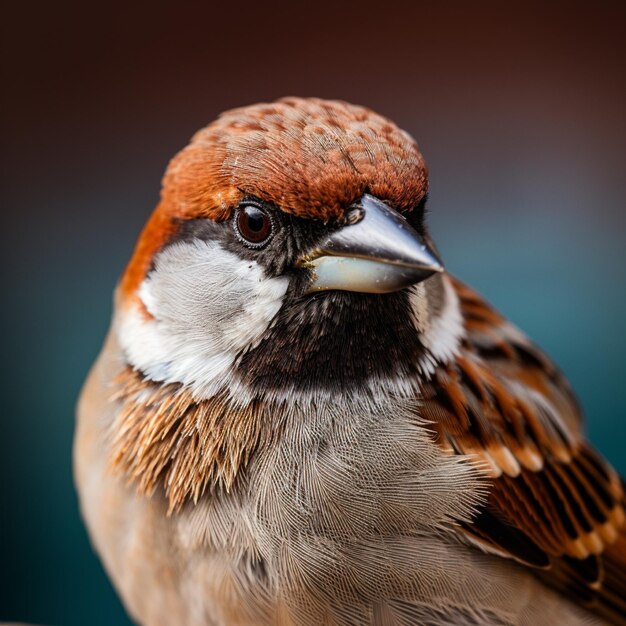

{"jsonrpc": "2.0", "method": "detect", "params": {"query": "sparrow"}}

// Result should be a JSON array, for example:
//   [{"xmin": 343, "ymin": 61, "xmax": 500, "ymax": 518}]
[{"xmin": 74, "ymin": 97, "xmax": 626, "ymax": 626}]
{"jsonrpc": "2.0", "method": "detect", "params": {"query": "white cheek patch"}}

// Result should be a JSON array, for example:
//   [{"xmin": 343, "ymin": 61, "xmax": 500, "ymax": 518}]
[
  {"xmin": 413, "ymin": 275, "xmax": 465, "ymax": 376},
  {"xmin": 117, "ymin": 240, "xmax": 289, "ymax": 398}
]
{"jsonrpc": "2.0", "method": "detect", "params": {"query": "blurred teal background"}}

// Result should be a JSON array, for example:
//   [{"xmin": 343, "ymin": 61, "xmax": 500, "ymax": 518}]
[{"xmin": 1, "ymin": 1, "xmax": 625, "ymax": 624}]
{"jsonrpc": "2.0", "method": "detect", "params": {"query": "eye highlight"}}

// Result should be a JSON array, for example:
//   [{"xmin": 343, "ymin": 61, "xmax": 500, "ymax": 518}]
[{"xmin": 234, "ymin": 203, "xmax": 274, "ymax": 248}]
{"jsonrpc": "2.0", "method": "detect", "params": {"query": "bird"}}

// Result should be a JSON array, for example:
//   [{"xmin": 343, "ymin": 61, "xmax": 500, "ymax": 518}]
[{"xmin": 74, "ymin": 97, "xmax": 626, "ymax": 626}]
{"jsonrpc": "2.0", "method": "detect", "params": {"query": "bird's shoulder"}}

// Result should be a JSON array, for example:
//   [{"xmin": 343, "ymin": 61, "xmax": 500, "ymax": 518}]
[{"xmin": 420, "ymin": 276, "xmax": 626, "ymax": 623}]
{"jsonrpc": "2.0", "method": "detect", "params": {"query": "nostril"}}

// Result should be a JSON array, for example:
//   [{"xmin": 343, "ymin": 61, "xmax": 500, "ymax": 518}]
[{"xmin": 344, "ymin": 207, "xmax": 364, "ymax": 226}]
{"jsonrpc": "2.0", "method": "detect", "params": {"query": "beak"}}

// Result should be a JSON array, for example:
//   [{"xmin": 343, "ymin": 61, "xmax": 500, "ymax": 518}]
[{"xmin": 298, "ymin": 194, "xmax": 444, "ymax": 294}]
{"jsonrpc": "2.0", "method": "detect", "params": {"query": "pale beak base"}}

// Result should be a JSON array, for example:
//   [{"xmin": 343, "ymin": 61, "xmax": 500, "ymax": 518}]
[{"xmin": 299, "ymin": 194, "xmax": 443, "ymax": 294}]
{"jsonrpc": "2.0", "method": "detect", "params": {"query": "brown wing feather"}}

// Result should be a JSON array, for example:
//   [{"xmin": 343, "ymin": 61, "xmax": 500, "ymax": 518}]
[{"xmin": 421, "ymin": 277, "xmax": 626, "ymax": 624}]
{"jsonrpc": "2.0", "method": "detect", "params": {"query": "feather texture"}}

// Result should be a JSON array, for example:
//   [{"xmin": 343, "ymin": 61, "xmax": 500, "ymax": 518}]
[
  {"xmin": 421, "ymin": 278, "xmax": 626, "ymax": 624},
  {"xmin": 75, "ymin": 97, "xmax": 626, "ymax": 625}
]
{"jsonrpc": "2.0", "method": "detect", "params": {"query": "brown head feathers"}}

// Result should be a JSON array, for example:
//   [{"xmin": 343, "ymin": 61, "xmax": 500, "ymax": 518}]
[
  {"xmin": 119, "ymin": 98, "xmax": 428, "ymax": 300},
  {"xmin": 165, "ymin": 97, "xmax": 428, "ymax": 222}
]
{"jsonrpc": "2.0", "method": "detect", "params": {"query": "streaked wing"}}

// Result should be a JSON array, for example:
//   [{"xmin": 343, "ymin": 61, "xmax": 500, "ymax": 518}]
[{"xmin": 421, "ymin": 277, "xmax": 626, "ymax": 624}]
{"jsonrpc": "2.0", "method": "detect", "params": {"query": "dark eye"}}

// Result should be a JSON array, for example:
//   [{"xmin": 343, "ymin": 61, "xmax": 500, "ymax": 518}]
[{"xmin": 234, "ymin": 203, "xmax": 273, "ymax": 247}]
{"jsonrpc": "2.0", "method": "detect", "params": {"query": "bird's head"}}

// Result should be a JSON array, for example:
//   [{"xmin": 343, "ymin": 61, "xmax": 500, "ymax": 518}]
[{"xmin": 116, "ymin": 98, "xmax": 461, "ymax": 403}]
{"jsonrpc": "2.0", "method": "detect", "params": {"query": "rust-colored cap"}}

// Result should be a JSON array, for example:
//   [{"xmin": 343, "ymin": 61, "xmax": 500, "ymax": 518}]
[{"xmin": 119, "ymin": 97, "xmax": 428, "ymax": 301}]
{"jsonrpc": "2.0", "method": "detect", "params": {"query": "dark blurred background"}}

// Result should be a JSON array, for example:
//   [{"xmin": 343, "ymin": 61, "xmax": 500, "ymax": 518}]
[{"xmin": 1, "ymin": 1, "xmax": 625, "ymax": 624}]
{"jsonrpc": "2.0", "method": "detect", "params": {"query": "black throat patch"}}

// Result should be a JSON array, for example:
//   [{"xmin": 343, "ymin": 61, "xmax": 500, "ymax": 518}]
[{"xmin": 234, "ymin": 287, "xmax": 428, "ymax": 395}]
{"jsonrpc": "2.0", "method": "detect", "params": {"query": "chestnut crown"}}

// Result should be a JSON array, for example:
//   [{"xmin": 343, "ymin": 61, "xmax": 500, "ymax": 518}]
[{"xmin": 120, "ymin": 98, "xmax": 429, "ymax": 299}]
